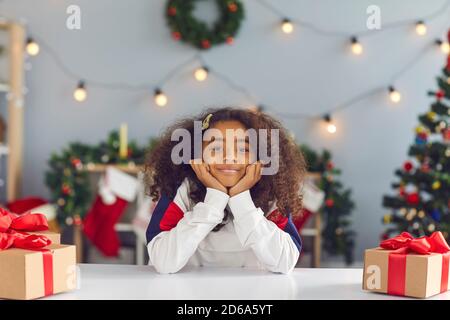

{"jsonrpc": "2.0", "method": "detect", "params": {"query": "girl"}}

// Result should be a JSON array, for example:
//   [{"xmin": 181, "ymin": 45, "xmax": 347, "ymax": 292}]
[{"xmin": 145, "ymin": 107, "xmax": 306, "ymax": 274}]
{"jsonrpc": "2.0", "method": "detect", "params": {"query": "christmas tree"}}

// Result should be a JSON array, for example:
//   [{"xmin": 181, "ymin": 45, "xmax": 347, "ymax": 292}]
[{"xmin": 382, "ymin": 30, "xmax": 450, "ymax": 240}]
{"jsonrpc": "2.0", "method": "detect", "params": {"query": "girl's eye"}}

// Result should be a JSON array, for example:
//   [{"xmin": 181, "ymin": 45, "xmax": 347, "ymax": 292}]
[
  {"xmin": 212, "ymin": 146, "xmax": 223, "ymax": 151},
  {"xmin": 238, "ymin": 147, "xmax": 249, "ymax": 153}
]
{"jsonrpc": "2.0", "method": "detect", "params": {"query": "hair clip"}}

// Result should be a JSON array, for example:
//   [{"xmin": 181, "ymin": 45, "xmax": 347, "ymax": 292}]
[{"xmin": 202, "ymin": 113, "xmax": 213, "ymax": 130}]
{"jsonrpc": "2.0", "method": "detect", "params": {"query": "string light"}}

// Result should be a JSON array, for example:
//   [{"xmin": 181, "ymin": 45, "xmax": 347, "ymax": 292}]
[
  {"xmin": 350, "ymin": 36, "xmax": 363, "ymax": 55},
  {"xmin": 26, "ymin": 37, "xmax": 40, "ymax": 56},
  {"xmin": 415, "ymin": 21, "xmax": 427, "ymax": 36},
  {"xmin": 73, "ymin": 81, "xmax": 87, "ymax": 102},
  {"xmin": 281, "ymin": 18, "xmax": 294, "ymax": 34},
  {"xmin": 435, "ymin": 39, "xmax": 450, "ymax": 54},
  {"xmin": 323, "ymin": 114, "xmax": 337, "ymax": 134},
  {"xmin": 388, "ymin": 86, "xmax": 401, "ymax": 103},
  {"xmin": 154, "ymin": 88, "xmax": 168, "ymax": 107},
  {"xmin": 194, "ymin": 66, "xmax": 209, "ymax": 82}
]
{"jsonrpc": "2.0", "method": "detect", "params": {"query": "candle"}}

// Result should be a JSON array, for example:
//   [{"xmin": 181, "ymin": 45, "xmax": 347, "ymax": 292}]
[{"xmin": 119, "ymin": 123, "xmax": 128, "ymax": 159}]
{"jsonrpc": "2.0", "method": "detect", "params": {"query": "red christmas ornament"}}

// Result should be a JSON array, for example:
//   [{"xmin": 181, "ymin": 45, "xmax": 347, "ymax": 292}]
[
  {"xmin": 418, "ymin": 132, "xmax": 428, "ymax": 140},
  {"xmin": 62, "ymin": 184, "xmax": 72, "ymax": 195},
  {"xmin": 326, "ymin": 161, "xmax": 334, "ymax": 171},
  {"xmin": 228, "ymin": 2, "xmax": 238, "ymax": 12},
  {"xmin": 446, "ymin": 55, "xmax": 450, "ymax": 72},
  {"xmin": 71, "ymin": 158, "xmax": 82, "ymax": 168},
  {"xmin": 436, "ymin": 90, "xmax": 445, "ymax": 100},
  {"xmin": 421, "ymin": 163, "xmax": 430, "ymax": 173},
  {"xmin": 226, "ymin": 36, "xmax": 234, "ymax": 45},
  {"xmin": 168, "ymin": 6, "xmax": 177, "ymax": 16},
  {"xmin": 201, "ymin": 39, "xmax": 211, "ymax": 49},
  {"xmin": 172, "ymin": 31, "xmax": 181, "ymax": 40},
  {"xmin": 443, "ymin": 128, "xmax": 450, "ymax": 141},
  {"xmin": 127, "ymin": 147, "xmax": 133, "ymax": 157},
  {"xmin": 325, "ymin": 199, "xmax": 334, "ymax": 207},
  {"xmin": 406, "ymin": 193, "xmax": 420, "ymax": 205},
  {"xmin": 403, "ymin": 161, "xmax": 413, "ymax": 172}
]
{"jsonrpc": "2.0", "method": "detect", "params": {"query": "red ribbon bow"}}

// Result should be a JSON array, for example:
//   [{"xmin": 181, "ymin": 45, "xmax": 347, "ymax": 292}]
[
  {"xmin": 0, "ymin": 207, "xmax": 52, "ymax": 250},
  {"xmin": 380, "ymin": 231, "xmax": 450, "ymax": 296},
  {"xmin": 380, "ymin": 231, "xmax": 450, "ymax": 255}
]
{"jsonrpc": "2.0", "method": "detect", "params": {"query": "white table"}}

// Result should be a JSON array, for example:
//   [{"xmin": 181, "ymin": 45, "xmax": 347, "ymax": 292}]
[{"xmin": 44, "ymin": 264, "xmax": 450, "ymax": 300}]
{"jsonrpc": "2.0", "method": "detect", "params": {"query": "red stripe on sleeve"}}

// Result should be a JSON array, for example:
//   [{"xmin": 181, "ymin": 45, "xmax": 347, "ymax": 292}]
[
  {"xmin": 159, "ymin": 202, "xmax": 185, "ymax": 231},
  {"xmin": 266, "ymin": 209, "xmax": 288, "ymax": 230}
]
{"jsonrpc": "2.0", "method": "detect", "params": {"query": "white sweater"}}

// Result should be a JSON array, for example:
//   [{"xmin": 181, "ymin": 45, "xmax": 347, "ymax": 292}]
[{"xmin": 146, "ymin": 179, "xmax": 302, "ymax": 274}]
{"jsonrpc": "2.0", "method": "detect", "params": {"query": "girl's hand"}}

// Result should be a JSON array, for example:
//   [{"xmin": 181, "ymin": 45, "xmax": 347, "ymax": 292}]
[
  {"xmin": 228, "ymin": 162, "xmax": 262, "ymax": 197},
  {"xmin": 190, "ymin": 160, "xmax": 228, "ymax": 194}
]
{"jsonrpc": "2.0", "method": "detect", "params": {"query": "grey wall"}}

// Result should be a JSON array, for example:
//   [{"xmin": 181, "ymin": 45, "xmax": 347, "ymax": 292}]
[{"xmin": 0, "ymin": 0, "xmax": 449, "ymax": 261}]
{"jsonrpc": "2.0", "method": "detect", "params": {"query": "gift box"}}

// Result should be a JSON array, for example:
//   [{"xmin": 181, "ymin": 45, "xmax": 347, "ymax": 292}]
[
  {"xmin": 0, "ymin": 244, "xmax": 76, "ymax": 300},
  {"xmin": 0, "ymin": 208, "xmax": 77, "ymax": 300},
  {"xmin": 363, "ymin": 232, "xmax": 450, "ymax": 298}
]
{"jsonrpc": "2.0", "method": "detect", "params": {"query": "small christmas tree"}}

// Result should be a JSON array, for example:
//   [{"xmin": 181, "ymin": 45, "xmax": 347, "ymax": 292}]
[{"xmin": 382, "ymin": 30, "xmax": 450, "ymax": 240}]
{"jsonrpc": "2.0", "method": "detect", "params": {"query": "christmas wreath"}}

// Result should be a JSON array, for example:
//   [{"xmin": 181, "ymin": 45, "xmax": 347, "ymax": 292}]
[{"xmin": 165, "ymin": 0, "xmax": 244, "ymax": 49}]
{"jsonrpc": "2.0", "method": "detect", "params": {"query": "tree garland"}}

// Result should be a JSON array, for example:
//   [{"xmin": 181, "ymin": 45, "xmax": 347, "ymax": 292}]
[
  {"xmin": 45, "ymin": 131, "xmax": 158, "ymax": 227},
  {"xmin": 166, "ymin": 0, "xmax": 245, "ymax": 49}
]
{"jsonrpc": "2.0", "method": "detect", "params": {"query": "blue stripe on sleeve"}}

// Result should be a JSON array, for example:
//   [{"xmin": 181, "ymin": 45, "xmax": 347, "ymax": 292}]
[
  {"xmin": 146, "ymin": 194, "xmax": 171, "ymax": 244},
  {"xmin": 283, "ymin": 214, "xmax": 302, "ymax": 252}
]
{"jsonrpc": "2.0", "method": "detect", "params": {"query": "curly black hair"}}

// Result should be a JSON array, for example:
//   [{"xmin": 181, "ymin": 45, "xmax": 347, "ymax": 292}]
[{"xmin": 144, "ymin": 107, "xmax": 307, "ymax": 229}]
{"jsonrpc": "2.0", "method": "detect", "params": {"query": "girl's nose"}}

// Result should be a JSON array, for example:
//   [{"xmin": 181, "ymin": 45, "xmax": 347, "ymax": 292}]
[{"xmin": 224, "ymin": 144, "xmax": 237, "ymax": 163}]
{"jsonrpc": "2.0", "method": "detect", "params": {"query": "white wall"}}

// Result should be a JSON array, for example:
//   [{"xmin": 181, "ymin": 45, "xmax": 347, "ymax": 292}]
[{"xmin": 0, "ymin": 0, "xmax": 448, "ymax": 261}]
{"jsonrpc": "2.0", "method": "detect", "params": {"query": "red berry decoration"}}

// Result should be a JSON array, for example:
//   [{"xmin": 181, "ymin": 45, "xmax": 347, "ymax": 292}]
[
  {"xmin": 62, "ymin": 184, "xmax": 71, "ymax": 195},
  {"xmin": 406, "ymin": 193, "xmax": 420, "ymax": 205},
  {"xmin": 436, "ymin": 90, "xmax": 445, "ymax": 100},
  {"xmin": 403, "ymin": 161, "xmax": 413, "ymax": 172},
  {"xmin": 228, "ymin": 2, "xmax": 237, "ymax": 12},
  {"xmin": 326, "ymin": 161, "xmax": 334, "ymax": 171},
  {"xmin": 201, "ymin": 39, "xmax": 211, "ymax": 49},
  {"xmin": 168, "ymin": 6, "xmax": 177, "ymax": 16},
  {"xmin": 226, "ymin": 36, "xmax": 234, "ymax": 45},
  {"xmin": 172, "ymin": 31, "xmax": 181, "ymax": 40},
  {"xmin": 127, "ymin": 147, "xmax": 133, "ymax": 157},
  {"xmin": 421, "ymin": 163, "xmax": 430, "ymax": 173},
  {"xmin": 325, "ymin": 199, "xmax": 335, "ymax": 207}
]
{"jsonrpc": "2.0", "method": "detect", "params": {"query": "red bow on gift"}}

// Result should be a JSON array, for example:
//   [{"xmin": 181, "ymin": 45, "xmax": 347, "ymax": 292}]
[
  {"xmin": 380, "ymin": 231, "xmax": 450, "ymax": 254},
  {"xmin": 0, "ymin": 207, "xmax": 52, "ymax": 250}
]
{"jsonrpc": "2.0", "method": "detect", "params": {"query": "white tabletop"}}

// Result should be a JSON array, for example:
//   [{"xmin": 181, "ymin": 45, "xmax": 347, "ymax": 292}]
[{"xmin": 44, "ymin": 264, "xmax": 450, "ymax": 300}]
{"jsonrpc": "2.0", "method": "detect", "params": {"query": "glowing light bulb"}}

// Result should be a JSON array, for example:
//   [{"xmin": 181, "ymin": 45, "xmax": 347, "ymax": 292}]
[
  {"xmin": 389, "ymin": 86, "xmax": 401, "ymax": 103},
  {"xmin": 73, "ymin": 81, "xmax": 87, "ymax": 102},
  {"xmin": 415, "ymin": 21, "xmax": 427, "ymax": 36},
  {"xmin": 154, "ymin": 89, "xmax": 168, "ymax": 107},
  {"xmin": 350, "ymin": 37, "xmax": 363, "ymax": 55},
  {"xmin": 26, "ymin": 37, "xmax": 39, "ymax": 56},
  {"xmin": 194, "ymin": 67, "xmax": 208, "ymax": 82},
  {"xmin": 436, "ymin": 39, "xmax": 450, "ymax": 54},
  {"xmin": 281, "ymin": 19, "xmax": 294, "ymax": 34},
  {"xmin": 323, "ymin": 114, "xmax": 337, "ymax": 134}
]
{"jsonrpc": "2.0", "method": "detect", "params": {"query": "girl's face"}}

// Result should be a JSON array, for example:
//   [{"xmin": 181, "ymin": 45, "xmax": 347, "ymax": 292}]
[{"xmin": 202, "ymin": 120, "xmax": 254, "ymax": 187}]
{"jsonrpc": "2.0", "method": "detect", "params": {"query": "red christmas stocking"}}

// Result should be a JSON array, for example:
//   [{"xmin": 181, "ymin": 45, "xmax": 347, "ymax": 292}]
[{"xmin": 83, "ymin": 167, "xmax": 138, "ymax": 257}]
